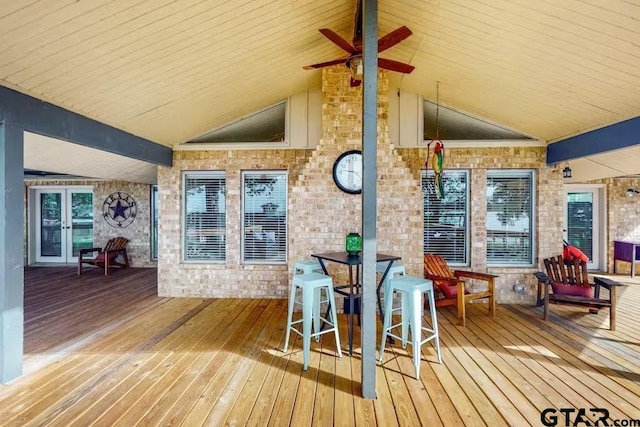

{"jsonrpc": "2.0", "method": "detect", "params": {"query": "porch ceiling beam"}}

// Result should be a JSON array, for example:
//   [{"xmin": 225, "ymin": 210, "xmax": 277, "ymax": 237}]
[
  {"xmin": 0, "ymin": 86, "xmax": 172, "ymax": 167},
  {"xmin": 547, "ymin": 116, "xmax": 640, "ymax": 165}
]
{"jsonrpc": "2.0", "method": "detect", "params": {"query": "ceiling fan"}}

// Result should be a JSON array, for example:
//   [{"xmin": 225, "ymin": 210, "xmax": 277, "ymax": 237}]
[{"xmin": 303, "ymin": 0, "xmax": 415, "ymax": 87}]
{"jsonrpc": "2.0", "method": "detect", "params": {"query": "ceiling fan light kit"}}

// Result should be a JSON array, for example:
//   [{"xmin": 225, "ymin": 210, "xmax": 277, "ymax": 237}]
[{"xmin": 303, "ymin": 0, "xmax": 414, "ymax": 87}]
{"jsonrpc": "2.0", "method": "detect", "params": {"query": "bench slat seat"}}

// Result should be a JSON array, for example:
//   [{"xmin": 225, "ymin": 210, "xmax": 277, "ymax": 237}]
[{"xmin": 533, "ymin": 257, "xmax": 621, "ymax": 330}]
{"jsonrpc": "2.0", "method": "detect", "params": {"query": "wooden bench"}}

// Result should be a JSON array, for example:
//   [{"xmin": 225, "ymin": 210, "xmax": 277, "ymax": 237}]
[
  {"xmin": 78, "ymin": 237, "xmax": 130, "ymax": 276},
  {"xmin": 533, "ymin": 255, "xmax": 621, "ymax": 330}
]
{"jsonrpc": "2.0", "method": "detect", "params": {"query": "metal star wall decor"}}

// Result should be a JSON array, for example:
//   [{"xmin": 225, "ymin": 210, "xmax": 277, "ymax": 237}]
[{"xmin": 102, "ymin": 192, "xmax": 137, "ymax": 228}]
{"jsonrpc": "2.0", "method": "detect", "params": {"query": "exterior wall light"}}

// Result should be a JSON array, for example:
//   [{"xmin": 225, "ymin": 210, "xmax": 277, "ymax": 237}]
[
  {"xmin": 562, "ymin": 162, "xmax": 572, "ymax": 179},
  {"xmin": 626, "ymin": 188, "xmax": 640, "ymax": 197}
]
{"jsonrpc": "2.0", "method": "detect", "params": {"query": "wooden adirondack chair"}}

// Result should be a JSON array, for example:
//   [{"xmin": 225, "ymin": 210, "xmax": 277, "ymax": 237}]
[
  {"xmin": 78, "ymin": 237, "xmax": 130, "ymax": 276},
  {"xmin": 533, "ymin": 255, "xmax": 620, "ymax": 330},
  {"xmin": 423, "ymin": 253, "xmax": 496, "ymax": 327}
]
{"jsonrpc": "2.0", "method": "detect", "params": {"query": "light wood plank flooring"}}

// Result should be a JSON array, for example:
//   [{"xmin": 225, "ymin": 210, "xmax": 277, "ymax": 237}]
[{"xmin": 1, "ymin": 267, "xmax": 639, "ymax": 426}]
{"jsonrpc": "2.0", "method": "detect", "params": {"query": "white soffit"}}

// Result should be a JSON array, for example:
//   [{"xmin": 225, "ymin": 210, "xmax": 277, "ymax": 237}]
[
  {"xmin": 562, "ymin": 145, "xmax": 640, "ymax": 183},
  {"xmin": 24, "ymin": 132, "xmax": 157, "ymax": 184}
]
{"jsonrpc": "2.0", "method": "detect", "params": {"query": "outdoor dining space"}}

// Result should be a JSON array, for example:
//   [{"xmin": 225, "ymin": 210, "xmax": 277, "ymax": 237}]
[{"xmin": 2, "ymin": 266, "xmax": 639, "ymax": 426}]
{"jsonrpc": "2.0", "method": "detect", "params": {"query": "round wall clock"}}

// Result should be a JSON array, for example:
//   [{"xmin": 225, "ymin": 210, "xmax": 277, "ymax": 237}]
[
  {"xmin": 332, "ymin": 150, "xmax": 363, "ymax": 194},
  {"xmin": 103, "ymin": 192, "xmax": 137, "ymax": 228}
]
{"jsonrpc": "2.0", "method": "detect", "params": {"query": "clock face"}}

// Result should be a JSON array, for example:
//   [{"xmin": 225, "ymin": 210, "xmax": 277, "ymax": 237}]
[
  {"xmin": 333, "ymin": 150, "xmax": 363, "ymax": 194},
  {"xmin": 103, "ymin": 192, "xmax": 137, "ymax": 228}
]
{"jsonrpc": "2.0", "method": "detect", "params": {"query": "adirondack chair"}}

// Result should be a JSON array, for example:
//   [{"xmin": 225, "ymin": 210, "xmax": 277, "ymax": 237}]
[
  {"xmin": 78, "ymin": 237, "xmax": 130, "ymax": 276},
  {"xmin": 533, "ymin": 255, "xmax": 620, "ymax": 330},
  {"xmin": 423, "ymin": 253, "xmax": 496, "ymax": 327}
]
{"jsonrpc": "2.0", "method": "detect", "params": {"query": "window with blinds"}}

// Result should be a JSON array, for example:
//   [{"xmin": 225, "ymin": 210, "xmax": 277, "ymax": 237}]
[
  {"xmin": 422, "ymin": 170, "xmax": 469, "ymax": 265},
  {"xmin": 183, "ymin": 172, "xmax": 226, "ymax": 262},
  {"xmin": 242, "ymin": 171, "xmax": 287, "ymax": 263},
  {"xmin": 486, "ymin": 170, "xmax": 535, "ymax": 265}
]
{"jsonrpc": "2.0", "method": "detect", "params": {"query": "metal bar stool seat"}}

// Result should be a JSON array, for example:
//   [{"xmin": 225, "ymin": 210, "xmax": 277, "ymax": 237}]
[
  {"xmin": 293, "ymin": 259, "xmax": 324, "ymax": 275},
  {"xmin": 283, "ymin": 273, "xmax": 341, "ymax": 370},
  {"xmin": 379, "ymin": 276, "xmax": 442, "ymax": 379}
]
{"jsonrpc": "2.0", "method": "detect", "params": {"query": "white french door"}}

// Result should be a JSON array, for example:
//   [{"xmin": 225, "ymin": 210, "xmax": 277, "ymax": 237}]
[
  {"xmin": 34, "ymin": 188, "xmax": 94, "ymax": 263},
  {"xmin": 564, "ymin": 185, "xmax": 605, "ymax": 270}
]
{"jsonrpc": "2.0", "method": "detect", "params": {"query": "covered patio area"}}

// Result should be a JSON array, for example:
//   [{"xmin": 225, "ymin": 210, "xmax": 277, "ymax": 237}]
[{"xmin": 1, "ymin": 267, "xmax": 638, "ymax": 426}]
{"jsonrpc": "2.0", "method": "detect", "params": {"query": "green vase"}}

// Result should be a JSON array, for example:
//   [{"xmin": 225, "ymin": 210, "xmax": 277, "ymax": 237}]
[{"xmin": 345, "ymin": 232, "xmax": 363, "ymax": 255}]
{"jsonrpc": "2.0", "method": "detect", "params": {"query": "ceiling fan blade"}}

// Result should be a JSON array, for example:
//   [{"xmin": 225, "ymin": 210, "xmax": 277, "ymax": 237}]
[
  {"xmin": 350, "ymin": 77, "xmax": 362, "ymax": 87},
  {"xmin": 319, "ymin": 28, "xmax": 357, "ymax": 54},
  {"xmin": 378, "ymin": 58, "xmax": 415, "ymax": 74},
  {"xmin": 352, "ymin": 0, "xmax": 363, "ymax": 51},
  {"xmin": 378, "ymin": 26, "xmax": 412, "ymax": 53},
  {"xmin": 303, "ymin": 58, "xmax": 348, "ymax": 70}
]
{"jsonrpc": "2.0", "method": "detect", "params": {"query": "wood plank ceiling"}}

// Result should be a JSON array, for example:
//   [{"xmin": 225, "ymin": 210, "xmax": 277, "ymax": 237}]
[{"xmin": 1, "ymin": 0, "xmax": 640, "ymax": 179}]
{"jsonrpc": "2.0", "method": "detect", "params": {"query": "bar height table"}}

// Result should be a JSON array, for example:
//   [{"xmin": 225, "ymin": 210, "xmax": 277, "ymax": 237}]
[
  {"xmin": 613, "ymin": 240, "xmax": 640, "ymax": 277},
  {"xmin": 311, "ymin": 251, "xmax": 401, "ymax": 355}
]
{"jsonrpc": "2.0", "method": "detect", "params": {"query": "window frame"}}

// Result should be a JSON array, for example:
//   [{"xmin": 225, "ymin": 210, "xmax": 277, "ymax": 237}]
[
  {"xmin": 181, "ymin": 171, "xmax": 227, "ymax": 263},
  {"xmin": 421, "ymin": 169, "xmax": 470, "ymax": 266},
  {"xmin": 241, "ymin": 170, "xmax": 288, "ymax": 265},
  {"xmin": 485, "ymin": 169, "xmax": 536, "ymax": 267},
  {"xmin": 186, "ymin": 100, "xmax": 290, "ymax": 148},
  {"xmin": 150, "ymin": 184, "xmax": 158, "ymax": 261}
]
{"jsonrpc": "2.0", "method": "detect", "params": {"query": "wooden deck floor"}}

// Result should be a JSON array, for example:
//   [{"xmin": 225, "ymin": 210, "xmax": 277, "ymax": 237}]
[{"xmin": 1, "ymin": 267, "xmax": 639, "ymax": 426}]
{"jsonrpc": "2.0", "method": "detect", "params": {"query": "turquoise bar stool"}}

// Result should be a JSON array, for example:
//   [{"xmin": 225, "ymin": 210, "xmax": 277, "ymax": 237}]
[
  {"xmin": 376, "ymin": 261, "xmax": 406, "ymax": 306},
  {"xmin": 379, "ymin": 276, "xmax": 442, "ymax": 379},
  {"xmin": 283, "ymin": 273, "xmax": 341, "ymax": 370},
  {"xmin": 293, "ymin": 259, "xmax": 326, "ymax": 340}
]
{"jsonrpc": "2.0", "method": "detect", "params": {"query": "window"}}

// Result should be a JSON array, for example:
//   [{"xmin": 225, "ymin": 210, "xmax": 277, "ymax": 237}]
[
  {"xmin": 486, "ymin": 170, "xmax": 535, "ymax": 266},
  {"xmin": 183, "ymin": 172, "xmax": 226, "ymax": 262},
  {"xmin": 188, "ymin": 101, "xmax": 286, "ymax": 144},
  {"xmin": 242, "ymin": 171, "xmax": 287, "ymax": 263},
  {"xmin": 423, "ymin": 99, "xmax": 533, "ymax": 141},
  {"xmin": 151, "ymin": 185, "xmax": 158, "ymax": 260},
  {"xmin": 422, "ymin": 170, "xmax": 469, "ymax": 265}
]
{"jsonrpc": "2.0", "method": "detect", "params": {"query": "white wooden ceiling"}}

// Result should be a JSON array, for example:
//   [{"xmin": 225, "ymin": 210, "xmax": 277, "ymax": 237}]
[
  {"xmin": 24, "ymin": 132, "xmax": 158, "ymax": 184},
  {"xmin": 2, "ymin": 0, "xmax": 640, "ymax": 181}
]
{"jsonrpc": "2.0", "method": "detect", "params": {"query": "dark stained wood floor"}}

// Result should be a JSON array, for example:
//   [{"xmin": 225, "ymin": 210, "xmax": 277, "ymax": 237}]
[{"xmin": 1, "ymin": 266, "xmax": 639, "ymax": 426}]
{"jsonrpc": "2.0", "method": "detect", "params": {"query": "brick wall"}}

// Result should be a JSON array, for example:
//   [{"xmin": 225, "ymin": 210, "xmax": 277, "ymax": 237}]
[
  {"xmin": 157, "ymin": 67, "xmax": 570, "ymax": 304},
  {"xmin": 157, "ymin": 150, "xmax": 313, "ymax": 297},
  {"xmin": 398, "ymin": 146, "xmax": 563, "ymax": 303},
  {"xmin": 158, "ymin": 67, "xmax": 422, "ymax": 298},
  {"xmin": 24, "ymin": 180, "xmax": 155, "ymax": 267}
]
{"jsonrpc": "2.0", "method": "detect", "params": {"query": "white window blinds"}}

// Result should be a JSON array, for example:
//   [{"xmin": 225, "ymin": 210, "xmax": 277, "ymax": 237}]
[
  {"xmin": 183, "ymin": 172, "xmax": 226, "ymax": 262},
  {"xmin": 422, "ymin": 170, "xmax": 469, "ymax": 265},
  {"xmin": 486, "ymin": 170, "xmax": 535, "ymax": 265},
  {"xmin": 242, "ymin": 171, "xmax": 287, "ymax": 263}
]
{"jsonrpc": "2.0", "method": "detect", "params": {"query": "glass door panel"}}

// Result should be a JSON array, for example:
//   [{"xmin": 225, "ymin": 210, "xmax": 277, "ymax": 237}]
[
  {"xmin": 36, "ymin": 190, "xmax": 65, "ymax": 262},
  {"xmin": 35, "ymin": 188, "xmax": 93, "ymax": 263},
  {"xmin": 565, "ymin": 188, "xmax": 600, "ymax": 269},
  {"xmin": 69, "ymin": 191, "xmax": 94, "ymax": 259}
]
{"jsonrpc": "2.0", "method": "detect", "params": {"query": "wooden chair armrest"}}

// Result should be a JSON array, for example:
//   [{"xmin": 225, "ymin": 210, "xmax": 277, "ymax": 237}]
[
  {"xmin": 593, "ymin": 276, "xmax": 622, "ymax": 298},
  {"xmin": 454, "ymin": 270, "xmax": 497, "ymax": 281},
  {"xmin": 533, "ymin": 271, "xmax": 551, "ymax": 284},
  {"xmin": 424, "ymin": 274, "xmax": 464, "ymax": 285},
  {"xmin": 593, "ymin": 276, "xmax": 622, "ymax": 288}
]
